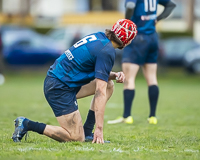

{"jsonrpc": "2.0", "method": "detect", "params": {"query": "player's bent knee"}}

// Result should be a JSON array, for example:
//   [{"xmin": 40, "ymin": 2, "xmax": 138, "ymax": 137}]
[
  {"xmin": 107, "ymin": 80, "xmax": 114, "ymax": 90},
  {"xmin": 71, "ymin": 133, "xmax": 85, "ymax": 142}
]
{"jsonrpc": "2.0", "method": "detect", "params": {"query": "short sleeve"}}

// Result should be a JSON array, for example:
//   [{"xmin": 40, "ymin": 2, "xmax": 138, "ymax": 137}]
[{"xmin": 95, "ymin": 43, "xmax": 115, "ymax": 82}]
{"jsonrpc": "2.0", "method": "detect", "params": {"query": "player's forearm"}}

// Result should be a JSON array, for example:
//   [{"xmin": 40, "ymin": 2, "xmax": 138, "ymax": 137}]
[
  {"xmin": 125, "ymin": 8, "xmax": 134, "ymax": 20},
  {"xmin": 125, "ymin": 2, "xmax": 135, "ymax": 20},
  {"xmin": 94, "ymin": 90, "xmax": 107, "ymax": 129},
  {"xmin": 157, "ymin": 1, "xmax": 176, "ymax": 22},
  {"xmin": 109, "ymin": 71, "xmax": 116, "ymax": 80}
]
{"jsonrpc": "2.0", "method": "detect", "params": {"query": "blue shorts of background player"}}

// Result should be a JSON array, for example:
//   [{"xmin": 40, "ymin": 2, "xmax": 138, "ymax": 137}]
[{"xmin": 122, "ymin": 32, "xmax": 159, "ymax": 65}]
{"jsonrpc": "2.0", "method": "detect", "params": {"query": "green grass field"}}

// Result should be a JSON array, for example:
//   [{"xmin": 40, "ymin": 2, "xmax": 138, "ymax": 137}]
[{"xmin": 0, "ymin": 68, "xmax": 200, "ymax": 160}]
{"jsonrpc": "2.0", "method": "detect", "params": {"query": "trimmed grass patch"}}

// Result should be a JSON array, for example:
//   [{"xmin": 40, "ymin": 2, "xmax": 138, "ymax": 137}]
[{"xmin": 0, "ymin": 69, "xmax": 200, "ymax": 160}]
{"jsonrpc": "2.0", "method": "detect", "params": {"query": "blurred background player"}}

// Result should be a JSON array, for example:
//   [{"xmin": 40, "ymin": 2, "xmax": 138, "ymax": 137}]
[
  {"xmin": 107, "ymin": 0, "xmax": 176, "ymax": 125},
  {"xmin": 0, "ymin": 28, "xmax": 5, "ymax": 86},
  {"xmin": 12, "ymin": 19, "xmax": 137, "ymax": 144}
]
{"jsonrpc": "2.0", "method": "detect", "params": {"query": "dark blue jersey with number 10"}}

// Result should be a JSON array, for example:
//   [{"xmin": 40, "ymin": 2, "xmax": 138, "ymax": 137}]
[
  {"xmin": 125, "ymin": 0, "xmax": 170, "ymax": 34},
  {"xmin": 47, "ymin": 32, "xmax": 116, "ymax": 88}
]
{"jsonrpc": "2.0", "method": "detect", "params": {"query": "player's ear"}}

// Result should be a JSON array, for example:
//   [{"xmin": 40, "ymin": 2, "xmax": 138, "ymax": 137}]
[{"xmin": 105, "ymin": 29, "xmax": 123, "ymax": 48}]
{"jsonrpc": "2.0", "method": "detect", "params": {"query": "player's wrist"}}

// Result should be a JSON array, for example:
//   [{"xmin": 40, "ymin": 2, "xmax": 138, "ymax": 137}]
[
  {"xmin": 95, "ymin": 125, "xmax": 103, "ymax": 131},
  {"xmin": 109, "ymin": 72, "xmax": 116, "ymax": 80}
]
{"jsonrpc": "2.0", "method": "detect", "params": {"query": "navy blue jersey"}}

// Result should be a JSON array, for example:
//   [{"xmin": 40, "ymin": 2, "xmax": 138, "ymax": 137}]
[
  {"xmin": 125, "ymin": 0, "xmax": 170, "ymax": 34},
  {"xmin": 47, "ymin": 32, "xmax": 116, "ymax": 88}
]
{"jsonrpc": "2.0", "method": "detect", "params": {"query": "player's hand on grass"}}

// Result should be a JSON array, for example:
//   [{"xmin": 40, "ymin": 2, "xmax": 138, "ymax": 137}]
[
  {"xmin": 92, "ymin": 127, "xmax": 104, "ymax": 144},
  {"xmin": 115, "ymin": 71, "xmax": 125, "ymax": 83}
]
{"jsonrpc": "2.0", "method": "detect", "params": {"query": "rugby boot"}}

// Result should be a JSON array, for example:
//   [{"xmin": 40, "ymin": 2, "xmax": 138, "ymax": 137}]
[
  {"xmin": 148, "ymin": 116, "xmax": 158, "ymax": 124},
  {"xmin": 12, "ymin": 116, "xmax": 29, "ymax": 142},
  {"xmin": 107, "ymin": 116, "xmax": 133, "ymax": 124}
]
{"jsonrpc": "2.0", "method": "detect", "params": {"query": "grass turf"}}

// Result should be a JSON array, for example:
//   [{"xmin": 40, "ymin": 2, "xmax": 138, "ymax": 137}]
[{"xmin": 0, "ymin": 68, "xmax": 200, "ymax": 160}]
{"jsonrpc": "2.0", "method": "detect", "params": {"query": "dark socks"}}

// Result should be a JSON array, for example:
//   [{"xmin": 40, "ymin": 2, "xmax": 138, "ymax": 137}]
[
  {"xmin": 27, "ymin": 120, "xmax": 46, "ymax": 134},
  {"xmin": 123, "ymin": 89, "xmax": 135, "ymax": 118},
  {"xmin": 148, "ymin": 85, "xmax": 159, "ymax": 117},
  {"xmin": 83, "ymin": 110, "xmax": 95, "ymax": 137}
]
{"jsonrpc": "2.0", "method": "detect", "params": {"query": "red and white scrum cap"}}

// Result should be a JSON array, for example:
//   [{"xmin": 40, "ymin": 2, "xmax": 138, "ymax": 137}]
[{"xmin": 111, "ymin": 19, "xmax": 137, "ymax": 47}]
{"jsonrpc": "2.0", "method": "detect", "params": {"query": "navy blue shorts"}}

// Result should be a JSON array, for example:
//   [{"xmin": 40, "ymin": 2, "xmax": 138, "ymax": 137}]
[
  {"xmin": 44, "ymin": 75, "xmax": 81, "ymax": 117},
  {"xmin": 122, "ymin": 32, "xmax": 159, "ymax": 65}
]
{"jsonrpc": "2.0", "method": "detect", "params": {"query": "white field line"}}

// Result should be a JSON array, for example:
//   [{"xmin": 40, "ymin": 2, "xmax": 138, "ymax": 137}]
[
  {"xmin": 180, "ymin": 149, "xmax": 199, "ymax": 153},
  {"xmin": 14, "ymin": 147, "xmax": 59, "ymax": 152},
  {"xmin": 111, "ymin": 148, "xmax": 124, "ymax": 153},
  {"xmin": 74, "ymin": 147, "xmax": 95, "ymax": 151},
  {"xmin": 132, "ymin": 147, "xmax": 199, "ymax": 153},
  {"xmin": 74, "ymin": 147, "xmax": 124, "ymax": 153},
  {"xmin": 11, "ymin": 146, "xmax": 199, "ymax": 153}
]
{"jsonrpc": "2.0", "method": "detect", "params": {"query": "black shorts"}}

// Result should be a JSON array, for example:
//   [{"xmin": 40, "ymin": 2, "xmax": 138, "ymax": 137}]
[{"xmin": 44, "ymin": 76, "xmax": 81, "ymax": 117}]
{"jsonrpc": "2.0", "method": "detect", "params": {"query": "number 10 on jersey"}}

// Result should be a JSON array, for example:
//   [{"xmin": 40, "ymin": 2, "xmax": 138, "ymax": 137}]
[{"xmin": 144, "ymin": 0, "xmax": 156, "ymax": 12}]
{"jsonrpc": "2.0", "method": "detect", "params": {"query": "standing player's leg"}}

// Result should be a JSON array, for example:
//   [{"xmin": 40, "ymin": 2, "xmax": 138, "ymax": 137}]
[
  {"xmin": 107, "ymin": 63, "xmax": 139, "ymax": 124},
  {"xmin": 142, "ymin": 63, "xmax": 159, "ymax": 124},
  {"xmin": 122, "ymin": 63, "xmax": 139, "ymax": 121}
]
